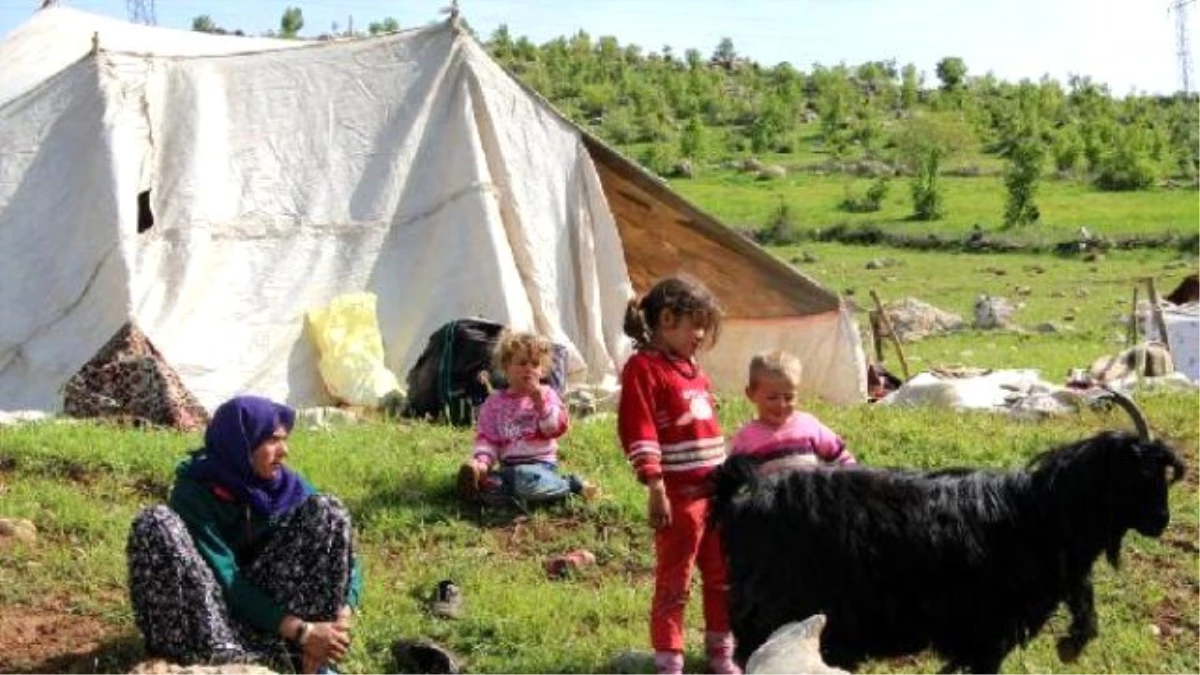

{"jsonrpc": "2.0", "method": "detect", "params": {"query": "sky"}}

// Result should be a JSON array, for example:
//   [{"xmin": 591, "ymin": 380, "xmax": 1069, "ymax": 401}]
[{"xmin": 0, "ymin": 0, "xmax": 1196, "ymax": 95}]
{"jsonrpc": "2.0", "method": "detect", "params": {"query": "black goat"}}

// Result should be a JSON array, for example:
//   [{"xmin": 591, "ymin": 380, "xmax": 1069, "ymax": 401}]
[{"xmin": 711, "ymin": 393, "xmax": 1185, "ymax": 673}]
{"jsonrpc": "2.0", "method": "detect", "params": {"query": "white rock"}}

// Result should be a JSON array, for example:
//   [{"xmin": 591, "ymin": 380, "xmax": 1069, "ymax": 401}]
[
  {"xmin": 128, "ymin": 660, "xmax": 276, "ymax": 674},
  {"xmin": 746, "ymin": 614, "xmax": 848, "ymax": 675},
  {"xmin": 0, "ymin": 517, "xmax": 37, "ymax": 545}
]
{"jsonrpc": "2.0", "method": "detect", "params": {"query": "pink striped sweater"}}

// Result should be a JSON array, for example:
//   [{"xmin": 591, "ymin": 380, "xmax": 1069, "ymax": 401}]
[{"xmin": 729, "ymin": 412, "xmax": 856, "ymax": 475}]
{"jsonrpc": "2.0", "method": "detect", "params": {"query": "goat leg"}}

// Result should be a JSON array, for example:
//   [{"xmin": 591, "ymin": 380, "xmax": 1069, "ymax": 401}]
[{"xmin": 1056, "ymin": 578, "xmax": 1098, "ymax": 663}]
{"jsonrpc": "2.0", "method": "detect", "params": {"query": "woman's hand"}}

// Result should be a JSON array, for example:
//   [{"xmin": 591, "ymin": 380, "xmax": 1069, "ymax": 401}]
[
  {"xmin": 300, "ymin": 621, "xmax": 351, "ymax": 674},
  {"xmin": 335, "ymin": 605, "xmax": 354, "ymax": 631},
  {"xmin": 647, "ymin": 479, "xmax": 671, "ymax": 530}
]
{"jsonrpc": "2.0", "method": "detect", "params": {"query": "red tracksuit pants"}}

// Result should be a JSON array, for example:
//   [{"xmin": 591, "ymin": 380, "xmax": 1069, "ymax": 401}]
[{"xmin": 650, "ymin": 484, "xmax": 730, "ymax": 652}]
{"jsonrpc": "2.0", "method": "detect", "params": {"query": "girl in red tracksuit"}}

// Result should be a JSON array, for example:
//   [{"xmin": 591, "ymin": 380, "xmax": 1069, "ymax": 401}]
[{"xmin": 618, "ymin": 275, "xmax": 739, "ymax": 675}]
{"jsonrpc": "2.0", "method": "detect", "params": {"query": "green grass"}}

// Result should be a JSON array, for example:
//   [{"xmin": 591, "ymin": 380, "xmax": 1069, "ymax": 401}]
[
  {"xmin": 670, "ymin": 169, "xmax": 1199, "ymax": 245},
  {"xmin": 772, "ymin": 243, "xmax": 1199, "ymax": 379},
  {"xmin": 1, "ymin": 388, "xmax": 1196, "ymax": 673},
  {"xmin": 2, "ymin": 248, "xmax": 1198, "ymax": 673}
]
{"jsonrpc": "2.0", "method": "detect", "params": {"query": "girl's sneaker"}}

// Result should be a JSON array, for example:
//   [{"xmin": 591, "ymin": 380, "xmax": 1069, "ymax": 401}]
[
  {"xmin": 654, "ymin": 650, "xmax": 684, "ymax": 675},
  {"xmin": 456, "ymin": 462, "xmax": 482, "ymax": 500},
  {"xmin": 705, "ymin": 631, "xmax": 741, "ymax": 675}
]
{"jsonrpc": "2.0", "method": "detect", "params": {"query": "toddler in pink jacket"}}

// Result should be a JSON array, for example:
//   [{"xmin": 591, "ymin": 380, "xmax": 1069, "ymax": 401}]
[{"xmin": 728, "ymin": 350, "xmax": 856, "ymax": 474}]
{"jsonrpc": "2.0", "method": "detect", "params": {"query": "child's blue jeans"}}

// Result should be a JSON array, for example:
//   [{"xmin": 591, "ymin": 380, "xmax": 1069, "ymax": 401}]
[{"xmin": 487, "ymin": 462, "xmax": 583, "ymax": 504}]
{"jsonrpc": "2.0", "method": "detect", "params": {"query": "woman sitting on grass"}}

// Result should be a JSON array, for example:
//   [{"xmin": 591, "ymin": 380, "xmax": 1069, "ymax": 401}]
[
  {"xmin": 127, "ymin": 395, "xmax": 362, "ymax": 674},
  {"xmin": 457, "ymin": 330, "xmax": 598, "ymax": 507}
]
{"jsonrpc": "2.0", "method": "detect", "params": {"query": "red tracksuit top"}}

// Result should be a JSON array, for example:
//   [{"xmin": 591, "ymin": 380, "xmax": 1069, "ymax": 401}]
[{"xmin": 617, "ymin": 349, "xmax": 727, "ymax": 486}]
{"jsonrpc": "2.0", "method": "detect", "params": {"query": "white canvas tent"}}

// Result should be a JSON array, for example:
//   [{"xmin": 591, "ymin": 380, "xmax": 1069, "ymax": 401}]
[{"xmin": 0, "ymin": 6, "xmax": 867, "ymax": 414}]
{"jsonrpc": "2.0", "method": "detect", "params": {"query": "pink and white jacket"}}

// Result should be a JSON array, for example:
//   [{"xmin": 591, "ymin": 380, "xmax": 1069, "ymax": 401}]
[
  {"xmin": 472, "ymin": 386, "xmax": 569, "ymax": 469},
  {"xmin": 729, "ymin": 412, "xmax": 855, "ymax": 475}
]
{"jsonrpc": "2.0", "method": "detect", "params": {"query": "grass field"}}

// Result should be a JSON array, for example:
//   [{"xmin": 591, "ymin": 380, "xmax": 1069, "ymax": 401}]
[
  {"xmin": 2, "ymin": 241, "xmax": 1196, "ymax": 674},
  {"xmin": 670, "ymin": 169, "xmax": 1199, "ymax": 245}
]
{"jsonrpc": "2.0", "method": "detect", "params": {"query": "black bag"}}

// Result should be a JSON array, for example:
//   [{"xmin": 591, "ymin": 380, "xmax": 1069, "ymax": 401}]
[
  {"xmin": 405, "ymin": 318, "xmax": 506, "ymax": 426},
  {"xmin": 404, "ymin": 319, "xmax": 571, "ymax": 426}
]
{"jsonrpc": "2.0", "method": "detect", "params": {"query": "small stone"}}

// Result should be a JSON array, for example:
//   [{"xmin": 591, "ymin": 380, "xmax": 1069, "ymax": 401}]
[
  {"xmin": 1036, "ymin": 322, "xmax": 1060, "ymax": 333},
  {"xmin": 1149, "ymin": 624, "xmax": 1162, "ymax": 638},
  {"xmin": 0, "ymin": 517, "xmax": 37, "ymax": 546},
  {"xmin": 610, "ymin": 650, "xmax": 655, "ymax": 674},
  {"xmin": 128, "ymin": 660, "xmax": 277, "ymax": 674},
  {"xmin": 757, "ymin": 165, "xmax": 787, "ymax": 180},
  {"xmin": 866, "ymin": 259, "xmax": 885, "ymax": 270}
]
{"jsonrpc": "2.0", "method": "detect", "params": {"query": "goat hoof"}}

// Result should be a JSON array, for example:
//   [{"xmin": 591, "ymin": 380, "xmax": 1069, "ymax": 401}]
[{"xmin": 1056, "ymin": 637, "xmax": 1084, "ymax": 663}]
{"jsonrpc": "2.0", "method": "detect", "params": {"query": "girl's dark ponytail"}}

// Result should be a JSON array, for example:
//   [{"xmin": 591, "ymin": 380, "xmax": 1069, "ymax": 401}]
[{"xmin": 623, "ymin": 297, "xmax": 651, "ymax": 350}]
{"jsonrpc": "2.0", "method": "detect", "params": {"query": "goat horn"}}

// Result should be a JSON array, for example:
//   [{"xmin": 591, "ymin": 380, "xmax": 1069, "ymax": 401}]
[{"xmin": 1101, "ymin": 388, "xmax": 1152, "ymax": 441}]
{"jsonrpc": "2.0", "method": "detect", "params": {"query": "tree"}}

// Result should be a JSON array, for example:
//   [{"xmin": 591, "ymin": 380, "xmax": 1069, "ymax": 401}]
[
  {"xmin": 192, "ymin": 15, "xmax": 217, "ymax": 33},
  {"xmin": 280, "ymin": 7, "xmax": 304, "ymax": 38},
  {"xmin": 680, "ymin": 115, "xmax": 709, "ymax": 160},
  {"xmin": 368, "ymin": 17, "xmax": 400, "ymax": 35},
  {"xmin": 712, "ymin": 37, "xmax": 737, "ymax": 69},
  {"xmin": 901, "ymin": 63, "xmax": 921, "ymax": 109},
  {"xmin": 893, "ymin": 115, "xmax": 971, "ymax": 220},
  {"xmin": 935, "ymin": 57, "xmax": 967, "ymax": 91},
  {"xmin": 1003, "ymin": 131, "xmax": 1046, "ymax": 227}
]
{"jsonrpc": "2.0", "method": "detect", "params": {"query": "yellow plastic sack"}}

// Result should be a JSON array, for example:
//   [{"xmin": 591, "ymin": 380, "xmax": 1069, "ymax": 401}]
[{"xmin": 306, "ymin": 292, "xmax": 402, "ymax": 406}]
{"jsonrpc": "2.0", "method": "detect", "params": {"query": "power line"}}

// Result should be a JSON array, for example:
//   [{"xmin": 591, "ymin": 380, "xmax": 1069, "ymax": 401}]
[
  {"xmin": 1169, "ymin": 0, "xmax": 1195, "ymax": 94},
  {"xmin": 126, "ymin": 0, "xmax": 155, "ymax": 25}
]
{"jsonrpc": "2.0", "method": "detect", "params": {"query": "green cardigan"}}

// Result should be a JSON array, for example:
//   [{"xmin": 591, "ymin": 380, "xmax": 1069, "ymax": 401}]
[{"xmin": 169, "ymin": 460, "xmax": 364, "ymax": 633}]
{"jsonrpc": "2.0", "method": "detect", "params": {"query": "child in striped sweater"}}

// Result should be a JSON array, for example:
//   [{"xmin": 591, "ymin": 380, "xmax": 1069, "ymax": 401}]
[
  {"xmin": 456, "ymin": 331, "xmax": 596, "ymax": 506},
  {"xmin": 729, "ymin": 350, "xmax": 856, "ymax": 474},
  {"xmin": 617, "ymin": 275, "xmax": 739, "ymax": 675}
]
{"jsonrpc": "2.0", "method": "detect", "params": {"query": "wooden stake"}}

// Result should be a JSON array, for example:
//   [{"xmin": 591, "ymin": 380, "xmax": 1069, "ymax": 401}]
[
  {"xmin": 1146, "ymin": 277, "xmax": 1173, "ymax": 355},
  {"xmin": 868, "ymin": 310, "xmax": 884, "ymax": 364},
  {"xmin": 869, "ymin": 290, "xmax": 911, "ymax": 380},
  {"xmin": 1127, "ymin": 287, "xmax": 1139, "ymax": 346}
]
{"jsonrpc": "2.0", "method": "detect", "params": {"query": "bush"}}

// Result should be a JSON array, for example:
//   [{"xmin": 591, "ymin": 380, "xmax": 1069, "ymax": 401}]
[
  {"xmin": 638, "ymin": 143, "xmax": 681, "ymax": 177},
  {"xmin": 840, "ymin": 177, "xmax": 890, "ymax": 213},
  {"xmin": 1053, "ymin": 126, "xmax": 1084, "ymax": 173},
  {"xmin": 1003, "ymin": 137, "xmax": 1046, "ymax": 227},
  {"xmin": 1094, "ymin": 147, "xmax": 1157, "ymax": 191},
  {"xmin": 758, "ymin": 202, "xmax": 800, "ymax": 245}
]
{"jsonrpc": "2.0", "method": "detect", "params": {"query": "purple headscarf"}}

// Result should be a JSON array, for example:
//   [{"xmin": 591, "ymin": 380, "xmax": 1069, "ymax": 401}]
[{"xmin": 187, "ymin": 395, "xmax": 308, "ymax": 518}]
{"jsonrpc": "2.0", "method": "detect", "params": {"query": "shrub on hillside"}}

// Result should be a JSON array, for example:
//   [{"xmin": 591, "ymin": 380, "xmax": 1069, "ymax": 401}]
[
  {"xmin": 759, "ymin": 203, "xmax": 800, "ymax": 245},
  {"xmin": 1094, "ymin": 145, "xmax": 1157, "ymax": 191},
  {"xmin": 638, "ymin": 143, "xmax": 681, "ymax": 178},
  {"xmin": 840, "ymin": 177, "xmax": 890, "ymax": 213}
]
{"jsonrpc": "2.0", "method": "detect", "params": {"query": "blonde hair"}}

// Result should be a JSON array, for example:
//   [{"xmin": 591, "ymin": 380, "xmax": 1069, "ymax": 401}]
[
  {"xmin": 622, "ymin": 274, "xmax": 724, "ymax": 351},
  {"xmin": 748, "ymin": 350, "xmax": 803, "ymax": 390},
  {"xmin": 493, "ymin": 330, "xmax": 553, "ymax": 372}
]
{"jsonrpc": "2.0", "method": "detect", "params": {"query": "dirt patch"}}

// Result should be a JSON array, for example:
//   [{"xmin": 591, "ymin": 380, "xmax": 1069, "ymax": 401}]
[
  {"xmin": 1150, "ymin": 581, "xmax": 1200, "ymax": 648},
  {"xmin": 0, "ymin": 604, "xmax": 140, "ymax": 673}
]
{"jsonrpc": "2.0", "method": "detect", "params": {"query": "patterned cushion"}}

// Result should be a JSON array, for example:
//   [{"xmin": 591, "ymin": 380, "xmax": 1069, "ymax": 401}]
[{"xmin": 63, "ymin": 323, "xmax": 208, "ymax": 431}]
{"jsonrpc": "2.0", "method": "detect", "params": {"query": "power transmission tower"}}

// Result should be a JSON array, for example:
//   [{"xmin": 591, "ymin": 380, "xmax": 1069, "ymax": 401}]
[
  {"xmin": 1170, "ymin": 0, "xmax": 1196, "ymax": 94},
  {"xmin": 126, "ymin": 0, "xmax": 156, "ymax": 25}
]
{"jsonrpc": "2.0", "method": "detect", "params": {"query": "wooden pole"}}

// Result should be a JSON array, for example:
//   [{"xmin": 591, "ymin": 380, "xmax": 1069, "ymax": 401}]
[
  {"xmin": 1127, "ymin": 286, "xmax": 1139, "ymax": 346},
  {"xmin": 869, "ymin": 290, "xmax": 911, "ymax": 380},
  {"xmin": 1146, "ymin": 277, "xmax": 1173, "ymax": 355},
  {"xmin": 868, "ymin": 310, "xmax": 884, "ymax": 364}
]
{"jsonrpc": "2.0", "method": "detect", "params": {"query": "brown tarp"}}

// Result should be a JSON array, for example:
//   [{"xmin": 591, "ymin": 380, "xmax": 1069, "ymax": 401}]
[{"xmin": 584, "ymin": 136, "xmax": 841, "ymax": 319}]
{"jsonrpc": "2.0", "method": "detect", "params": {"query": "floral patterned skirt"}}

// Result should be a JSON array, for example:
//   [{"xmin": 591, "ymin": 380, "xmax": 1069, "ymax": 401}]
[{"xmin": 127, "ymin": 495, "xmax": 355, "ymax": 666}]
